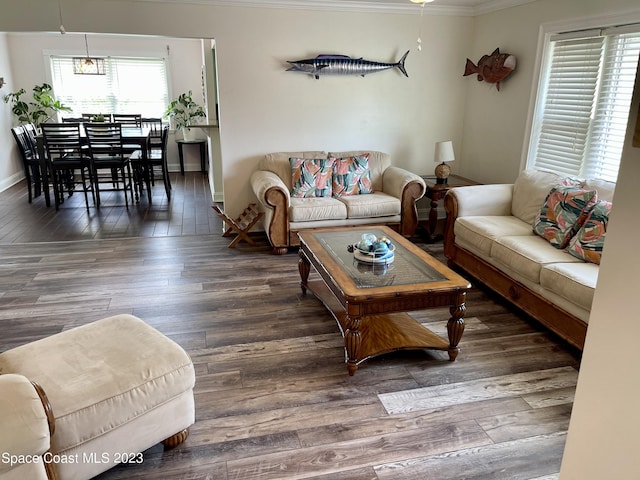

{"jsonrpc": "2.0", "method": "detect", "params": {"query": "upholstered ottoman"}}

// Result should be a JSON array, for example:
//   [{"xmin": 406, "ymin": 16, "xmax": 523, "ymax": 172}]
[{"xmin": 0, "ymin": 314, "xmax": 195, "ymax": 480}]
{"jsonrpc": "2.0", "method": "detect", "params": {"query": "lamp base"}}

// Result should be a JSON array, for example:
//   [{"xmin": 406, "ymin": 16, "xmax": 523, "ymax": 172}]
[
  {"xmin": 436, "ymin": 177, "xmax": 448, "ymax": 184},
  {"xmin": 434, "ymin": 161, "xmax": 451, "ymax": 184}
]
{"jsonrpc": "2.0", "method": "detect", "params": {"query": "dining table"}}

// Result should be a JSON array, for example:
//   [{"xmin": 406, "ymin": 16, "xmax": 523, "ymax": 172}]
[{"xmin": 36, "ymin": 125, "xmax": 151, "ymax": 207}]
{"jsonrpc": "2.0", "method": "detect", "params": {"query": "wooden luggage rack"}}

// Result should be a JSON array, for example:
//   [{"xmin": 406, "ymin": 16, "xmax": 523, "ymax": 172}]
[{"xmin": 212, "ymin": 203, "xmax": 264, "ymax": 248}]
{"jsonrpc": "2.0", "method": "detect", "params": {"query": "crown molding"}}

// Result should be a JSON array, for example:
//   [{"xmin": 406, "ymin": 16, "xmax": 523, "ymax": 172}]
[{"xmin": 130, "ymin": 0, "xmax": 540, "ymax": 17}]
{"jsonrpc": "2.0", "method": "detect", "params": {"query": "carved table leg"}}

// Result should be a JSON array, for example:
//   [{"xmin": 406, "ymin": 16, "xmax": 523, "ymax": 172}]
[
  {"xmin": 446, "ymin": 294, "xmax": 466, "ymax": 361},
  {"xmin": 298, "ymin": 250, "xmax": 310, "ymax": 295},
  {"xmin": 344, "ymin": 315, "xmax": 362, "ymax": 376}
]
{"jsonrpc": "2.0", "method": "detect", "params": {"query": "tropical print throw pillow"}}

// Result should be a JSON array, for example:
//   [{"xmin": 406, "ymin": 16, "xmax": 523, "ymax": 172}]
[
  {"xmin": 533, "ymin": 185, "xmax": 598, "ymax": 249},
  {"xmin": 290, "ymin": 157, "xmax": 334, "ymax": 198},
  {"xmin": 566, "ymin": 200, "xmax": 612, "ymax": 264},
  {"xmin": 330, "ymin": 154, "xmax": 373, "ymax": 197}
]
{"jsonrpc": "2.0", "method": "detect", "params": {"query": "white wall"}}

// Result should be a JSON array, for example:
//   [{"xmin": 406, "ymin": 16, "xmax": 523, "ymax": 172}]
[
  {"xmin": 0, "ymin": 1, "xmax": 472, "ymax": 218},
  {"xmin": 559, "ymin": 59, "xmax": 640, "ymax": 480},
  {"xmin": 0, "ymin": 33, "xmax": 23, "ymax": 191}
]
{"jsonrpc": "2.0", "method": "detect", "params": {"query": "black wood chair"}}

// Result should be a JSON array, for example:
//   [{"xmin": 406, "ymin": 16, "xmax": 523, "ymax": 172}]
[
  {"xmin": 41, "ymin": 123, "xmax": 95, "ymax": 210},
  {"xmin": 85, "ymin": 123, "xmax": 135, "ymax": 209},
  {"xmin": 112, "ymin": 114, "xmax": 142, "ymax": 127},
  {"xmin": 10, "ymin": 125, "xmax": 42, "ymax": 203},
  {"xmin": 130, "ymin": 125, "xmax": 171, "ymax": 203}
]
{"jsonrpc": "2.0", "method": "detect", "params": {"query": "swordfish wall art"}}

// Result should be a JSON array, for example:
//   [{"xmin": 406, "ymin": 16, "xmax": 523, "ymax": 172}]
[{"xmin": 286, "ymin": 51, "xmax": 410, "ymax": 79}]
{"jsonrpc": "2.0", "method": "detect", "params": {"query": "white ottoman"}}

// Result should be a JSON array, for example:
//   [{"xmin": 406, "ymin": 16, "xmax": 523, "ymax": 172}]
[{"xmin": 0, "ymin": 314, "xmax": 195, "ymax": 480}]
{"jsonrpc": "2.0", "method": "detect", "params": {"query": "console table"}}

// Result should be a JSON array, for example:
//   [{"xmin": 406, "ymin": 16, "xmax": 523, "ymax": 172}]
[{"xmin": 176, "ymin": 139, "xmax": 207, "ymax": 175}]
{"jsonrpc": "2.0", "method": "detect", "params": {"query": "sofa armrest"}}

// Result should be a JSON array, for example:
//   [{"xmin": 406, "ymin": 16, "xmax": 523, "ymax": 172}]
[
  {"xmin": 381, "ymin": 167, "xmax": 426, "ymax": 236},
  {"xmin": 381, "ymin": 166, "xmax": 425, "ymax": 199},
  {"xmin": 0, "ymin": 375, "xmax": 53, "ymax": 475},
  {"xmin": 443, "ymin": 184, "xmax": 514, "ymax": 259},
  {"xmin": 250, "ymin": 170, "xmax": 291, "ymax": 254},
  {"xmin": 446, "ymin": 184, "xmax": 514, "ymax": 217}
]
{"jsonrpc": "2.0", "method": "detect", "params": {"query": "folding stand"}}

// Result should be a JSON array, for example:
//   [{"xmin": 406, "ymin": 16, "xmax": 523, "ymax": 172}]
[{"xmin": 211, "ymin": 203, "xmax": 264, "ymax": 248}]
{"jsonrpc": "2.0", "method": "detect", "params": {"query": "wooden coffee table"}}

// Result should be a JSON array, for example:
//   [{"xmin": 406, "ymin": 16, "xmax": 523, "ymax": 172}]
[{"xmin": 298, "ymin": 226, "xmax": 471, "ymax": 375}]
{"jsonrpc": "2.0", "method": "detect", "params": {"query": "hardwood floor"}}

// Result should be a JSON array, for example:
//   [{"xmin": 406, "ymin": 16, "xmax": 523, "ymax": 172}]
[
  {"xmin": 0, "ymin": 172, "xmax": 220, "ymax": 243},
  {"xmin": 0, "ymin": 177, "xmax": 581, "ymax": 480}
]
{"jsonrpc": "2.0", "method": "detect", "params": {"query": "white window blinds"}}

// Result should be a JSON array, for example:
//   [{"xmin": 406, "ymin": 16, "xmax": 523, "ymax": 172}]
[
  {"xmin": 528, "ymin": 27, "xmax": 640, "ymax": 182},
  {"xmin": 49, "ymin": 56, "xmax": 170, "ymax": 119}
]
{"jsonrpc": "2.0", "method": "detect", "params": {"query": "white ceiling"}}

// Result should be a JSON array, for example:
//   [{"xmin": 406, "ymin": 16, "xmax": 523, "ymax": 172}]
[{"xmin": 160, "ymin": 0, "xmax": 539, "ymax": 16}]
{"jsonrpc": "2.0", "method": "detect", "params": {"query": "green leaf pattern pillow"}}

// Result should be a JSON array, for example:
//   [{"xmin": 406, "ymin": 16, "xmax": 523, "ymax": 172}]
[
  {"xmin": 533, "ymin": 185, "xmax": 598, "ymax": 248},
  {"xmin": 566, "ymin": 200, "xmax": 611, "ymax": 264},
  {"xmin": 290, "ymin": 158, "xmax": 334, "ymax": 198},
  {"xmin": 330, "ymin": 154, "xmax": 373, "ymax": 197}
]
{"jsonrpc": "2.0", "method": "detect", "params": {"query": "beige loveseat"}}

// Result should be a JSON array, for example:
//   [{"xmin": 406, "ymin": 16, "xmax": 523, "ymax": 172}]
[
  {"xmin": 443, "ymin": 169, "xmax": 615, "ymax": 350},
  {"xmin": 250, "ymin": 151, "xmax": 426, "ymax": 254}
]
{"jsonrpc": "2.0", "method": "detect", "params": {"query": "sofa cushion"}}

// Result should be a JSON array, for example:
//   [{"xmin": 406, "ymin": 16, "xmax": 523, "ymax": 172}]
[
  {"xmin": 260, "ymin": 151, "xmax": 326, "ymax": 191},
  {"xmin": 540, "ymin": 262, "xmax": 598, "ymax": 311},
  {"xmin": 490, "ymin": 235, "xmax": 582, "ymax": 284},
  {"xmin": 567, "ymin": 200, "xmax": 612, "ymax": 264},
  {"xmin": 533, "ymin": 185, "xmax": 598, "ymax": 248},
  {"xmin": 289, "ymin": 197, "xmax": 348, "ymax": 222},
  {"xmin": 331, "ymin": 153, "xmax": 373, "ymax": 197},
  {"xmin": 337, "ymin": 192, "xmax": 400, "ymax": 219},
  {"xmin": 454, "ymin": 216, "xmax": 535, "ymax": 257},
  {"xmin": 290, "ymin": 157, "xmax": 334, "ymax": 198},
  {"xmin": 511, "ymin": 169, "xmax": 567, "ymax": 225}
]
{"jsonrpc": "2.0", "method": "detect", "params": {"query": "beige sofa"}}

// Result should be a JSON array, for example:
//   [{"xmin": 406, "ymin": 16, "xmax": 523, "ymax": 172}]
[
  {"xmin": 443, "ymin": 169, "xmax": 615, "ymax": 350},
  {"xmin": 250, "ymin": 150, "xmax": 426, "ymax": 254}
]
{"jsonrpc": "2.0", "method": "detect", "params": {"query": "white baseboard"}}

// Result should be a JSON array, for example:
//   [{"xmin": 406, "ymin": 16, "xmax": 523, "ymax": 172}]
[{"xmin": 0, "ymin": 172, "xmax": 25, "ymax": 193}]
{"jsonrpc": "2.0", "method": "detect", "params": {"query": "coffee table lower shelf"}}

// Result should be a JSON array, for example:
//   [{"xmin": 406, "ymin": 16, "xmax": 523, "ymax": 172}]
[{"xmin": 306, "ymin": 279, "xmax": 456, "ymax": 375}]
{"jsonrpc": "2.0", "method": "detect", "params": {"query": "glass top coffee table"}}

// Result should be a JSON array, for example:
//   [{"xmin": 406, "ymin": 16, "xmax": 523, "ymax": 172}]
[{"xmin": 298, "ymin": 225, "xmax": 471, "ymax": 375}]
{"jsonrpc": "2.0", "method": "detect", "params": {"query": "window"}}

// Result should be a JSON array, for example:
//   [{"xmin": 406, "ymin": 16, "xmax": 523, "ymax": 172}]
[
  {"xmin": 527, "ymin": 26, "xmax": 640, "ymax": 182},
  {"xmin": 49, "ymin": 56, "xmax": 170, "ymax": 119}
]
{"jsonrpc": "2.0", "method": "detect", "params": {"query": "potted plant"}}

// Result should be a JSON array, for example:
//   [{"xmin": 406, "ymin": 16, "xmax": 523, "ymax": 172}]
[
  {"xmin": 91, "ymin": 113, "xmax": 106, "ymax": 122},
  {"xmin": 164, "ymin": 90, "xmax": 206, "ymax": 141},
  {"xmin": 3, "ymin": 83, "xmax": 71, "ymax": 129}
]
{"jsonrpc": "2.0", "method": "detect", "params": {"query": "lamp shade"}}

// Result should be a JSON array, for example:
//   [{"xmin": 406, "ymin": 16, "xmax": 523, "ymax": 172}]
[{"xmin": 434, "ymin": 140, "xmax": 455, "ymax": 164}]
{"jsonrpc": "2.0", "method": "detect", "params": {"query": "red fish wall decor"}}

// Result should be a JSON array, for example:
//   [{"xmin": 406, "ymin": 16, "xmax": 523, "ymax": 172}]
[{"xmin": 464, "ymin": 48, "xmax": 516, "ymax": 91}]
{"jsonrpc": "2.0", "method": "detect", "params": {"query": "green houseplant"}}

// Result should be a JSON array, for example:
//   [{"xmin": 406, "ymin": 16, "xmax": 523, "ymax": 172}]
[
  {"xmin": 165, "ymin": 90, "xmax": 206, "ymax": 140},
  {"xmin": 3, "ymin": 83, "xmax": 71, "ymax": 128}
]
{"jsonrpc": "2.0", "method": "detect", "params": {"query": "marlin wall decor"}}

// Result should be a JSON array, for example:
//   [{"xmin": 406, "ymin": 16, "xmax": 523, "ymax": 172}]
[{"xmin": 286, "ymin": 51, "xmax": 409, "ymax": 79}]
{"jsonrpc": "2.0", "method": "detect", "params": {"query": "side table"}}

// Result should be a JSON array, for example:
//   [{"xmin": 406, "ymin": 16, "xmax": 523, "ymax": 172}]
[
  {"xmin": 420, "ymin": 174, "xmax": 478, "ymax": 242},
  {"xmin": 176, "ymin": 139, "xmax": 207, "ymax": 175}
]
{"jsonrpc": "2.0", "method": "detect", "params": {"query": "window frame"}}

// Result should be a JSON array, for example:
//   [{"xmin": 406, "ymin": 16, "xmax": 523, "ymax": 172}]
[{"xmin": 521, "ymin": 11, "xmax": 640, "ymax": 182}]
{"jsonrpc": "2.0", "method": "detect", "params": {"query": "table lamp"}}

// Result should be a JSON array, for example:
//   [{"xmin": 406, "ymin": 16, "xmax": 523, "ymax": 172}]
[{"xmin": 434, "ymin": 140, "xmax": 455, "ymax": 184}]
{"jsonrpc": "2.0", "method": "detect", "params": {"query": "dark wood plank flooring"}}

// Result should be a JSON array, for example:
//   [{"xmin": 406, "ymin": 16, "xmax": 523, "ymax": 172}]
[
  {"xmin": 0, "ymin": 172, "xmax": 220, "ymax": 243},
  {"xmin": 0, "ymin": 177, "xmax": 580, "ymax": 479}
]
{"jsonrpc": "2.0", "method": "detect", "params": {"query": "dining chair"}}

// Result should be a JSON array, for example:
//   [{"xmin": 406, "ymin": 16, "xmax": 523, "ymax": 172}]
[
  {"xmin": 84, "ymin": 122, "xmax": 135, "ymax": 208},
  {"xmin": 112, "ymin": 114, "xmax": 142, "ymax": 127},
  {"xmin": 141, "ymin": 117, "xmax": 163, "ymax": 150},
  {"xmin": 41, "ymin": 123, "xmax": 95, "ymax": 210},
  {"xmin": 62, "ymin": 117, "xmax": 85, "ymax": 123},
  {"xmin": 140, "ymin": 117, "xmax": 165, "ymax": 183},
  {"xmin": 130, "ymin": 125, "xmax": 171, "ymax": 203},
  {"xmin": 82, "ymin": 113, "xmax": 112, "ymax": 122},
  {"xmin": 10, "ymin": 125, "xmax": 42, "ymax": 203}
]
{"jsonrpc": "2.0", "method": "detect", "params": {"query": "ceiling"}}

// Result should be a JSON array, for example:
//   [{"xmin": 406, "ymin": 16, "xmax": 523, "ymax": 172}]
[{"xmin": 168, "ymin": 0, "xmax": 539, "ymax": 16}]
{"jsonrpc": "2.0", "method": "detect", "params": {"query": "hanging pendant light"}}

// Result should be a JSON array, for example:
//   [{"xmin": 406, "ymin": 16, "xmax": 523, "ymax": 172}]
[
  {"xmin": 411, "ymin": 0, "xmax": 434, "ymax": 52},
  {"xmin": 73, "ymin": 34, "xmax": 106, "ymax": 75}
]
